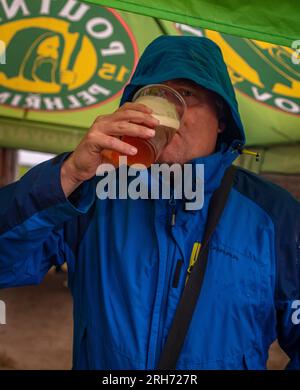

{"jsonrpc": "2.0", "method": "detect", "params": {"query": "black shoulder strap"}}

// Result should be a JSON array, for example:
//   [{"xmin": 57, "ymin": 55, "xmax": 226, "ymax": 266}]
[{"xmin": 157, "ymin": 164, "xmax": 237, "ymax": 370}]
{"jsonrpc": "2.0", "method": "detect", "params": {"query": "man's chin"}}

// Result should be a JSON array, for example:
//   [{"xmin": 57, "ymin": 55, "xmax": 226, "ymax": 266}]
[{"xmin": 157, "ymin": 149, "xmax": 183, "ymax": 165}]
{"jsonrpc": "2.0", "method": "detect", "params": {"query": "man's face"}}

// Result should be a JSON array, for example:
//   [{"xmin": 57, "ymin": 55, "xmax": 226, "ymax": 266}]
[{"xmin": 157, "ymin": 79, "xmax": 223, "ymax": 164}]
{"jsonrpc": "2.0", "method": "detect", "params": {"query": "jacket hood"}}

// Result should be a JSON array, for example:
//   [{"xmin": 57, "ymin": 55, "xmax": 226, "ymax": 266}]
[{"xmin": 120, "ymin": 35, "xmax": 245, "ymax": 150}]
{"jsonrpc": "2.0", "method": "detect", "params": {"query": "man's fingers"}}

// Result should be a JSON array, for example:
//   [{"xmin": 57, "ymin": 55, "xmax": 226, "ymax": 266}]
[
  {"xmin": 116, "ymin": 109, "xmax": 159, "ymax": 128},
  {"xmin": 95, "ymin": 121, "xmax": 156, "ymax": 139},
  {"xmin": 118, "ymin": 102, "xmax": 153, "ymax": 114},
  {"xmin": 100, "ymin": 109, "xmax": 159, "ymax": 128},
  {"xmin": 89, "ymin": 101, "xmax": 159, "ymax": 161},
  {"xmin": 97, "ymin": 134, "xmax": 138, "ymax": 156}
]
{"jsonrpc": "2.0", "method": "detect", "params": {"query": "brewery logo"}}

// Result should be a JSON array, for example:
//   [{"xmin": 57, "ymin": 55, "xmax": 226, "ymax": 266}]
[
  {"xmin": 175, "ymin": 23, "xmax": 300, "ymax": 115},
  {"xmin": 0, "ymin": 0, "xmax": 138, "ymax": 111}
]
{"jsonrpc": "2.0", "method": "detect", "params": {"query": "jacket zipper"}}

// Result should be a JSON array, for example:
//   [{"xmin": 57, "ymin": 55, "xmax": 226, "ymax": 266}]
[
  {"xmin": 154, "ymin": 195, "xmax": 177, "ymax": 366},
  {"xmin": 169, "ymin": 194, "xmax": 177, "ymax": 227}
]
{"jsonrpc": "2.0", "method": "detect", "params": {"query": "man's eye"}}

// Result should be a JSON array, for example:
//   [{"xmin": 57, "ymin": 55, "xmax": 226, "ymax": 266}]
[{"xmin": 180, "ymin": 89, "xmax": 194, "ymax": 97}]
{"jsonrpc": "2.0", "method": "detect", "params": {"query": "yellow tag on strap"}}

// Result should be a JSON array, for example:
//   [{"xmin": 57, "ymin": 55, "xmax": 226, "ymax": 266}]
[{"xmin": 185, "ymin": 242, "xmax": 201, "ymax": 285}]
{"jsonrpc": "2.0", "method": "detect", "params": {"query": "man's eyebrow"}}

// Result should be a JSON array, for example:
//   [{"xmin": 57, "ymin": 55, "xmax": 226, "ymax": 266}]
[
  {"xmin": 173, "ymin": 80, "xmax": 196, "ymax": 86},
  {"xmin": 172, "ymin": 82, "xmax": 199, "ymax": 90},
  {"xmin": 172, "ymin": 80, "xmax": 204, "ymax": 91}
]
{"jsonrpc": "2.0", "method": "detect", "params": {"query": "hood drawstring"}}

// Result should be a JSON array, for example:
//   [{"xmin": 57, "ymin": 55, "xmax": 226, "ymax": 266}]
[{"xmin": 235, "ymin": 144, "xmax": 260, "ymax": 162}]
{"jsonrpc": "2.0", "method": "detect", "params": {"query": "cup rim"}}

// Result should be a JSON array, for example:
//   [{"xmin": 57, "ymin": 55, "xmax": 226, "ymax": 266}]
[{"xmin": 132, "ymin": 83, "xmax": 187, "ymax": 113}]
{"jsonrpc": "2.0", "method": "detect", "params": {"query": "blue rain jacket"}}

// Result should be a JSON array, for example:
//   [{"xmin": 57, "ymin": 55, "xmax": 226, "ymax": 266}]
[{"xmin": 0, "ymin": 36, "xmax": 300, "ymax": 369}]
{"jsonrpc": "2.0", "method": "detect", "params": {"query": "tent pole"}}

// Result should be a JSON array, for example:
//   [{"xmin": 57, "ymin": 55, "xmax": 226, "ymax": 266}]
[{"xmin": 0, "ymin": 148, "xmax": 18, "ymax": 187}]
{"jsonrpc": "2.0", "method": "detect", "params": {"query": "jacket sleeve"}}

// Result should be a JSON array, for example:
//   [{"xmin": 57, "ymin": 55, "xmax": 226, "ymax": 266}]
[
  {"xmin": 275, "ymin": 193, "xmax": 300, "ymax": 370},
  {"xmin": 0, "ymin": 153, "xmax": 95, "ymax": 288}
]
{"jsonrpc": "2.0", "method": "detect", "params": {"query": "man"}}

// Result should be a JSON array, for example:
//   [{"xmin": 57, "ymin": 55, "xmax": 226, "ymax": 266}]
[{"xmin": 0, "ymin": 36, "xmax": 299, "ymax": 370}]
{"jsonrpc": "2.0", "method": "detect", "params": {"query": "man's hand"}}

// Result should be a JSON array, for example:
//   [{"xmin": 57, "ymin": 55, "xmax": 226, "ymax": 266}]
[{"xmin": 61, "ymin": 102, "xmax": 158, "ymax": 197}]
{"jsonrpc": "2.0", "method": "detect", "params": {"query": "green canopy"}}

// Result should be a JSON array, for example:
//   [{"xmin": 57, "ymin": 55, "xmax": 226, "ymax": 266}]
[
  {"xmin": 82, "ymin": 0, "xmax": 300, "ymax": 47},
  {"xmin": 0, "ymin": 0, "xmax": 299, "ymax": 174}
]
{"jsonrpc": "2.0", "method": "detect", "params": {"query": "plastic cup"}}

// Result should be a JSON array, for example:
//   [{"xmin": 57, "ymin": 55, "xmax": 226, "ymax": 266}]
[{"xmin": 102, "ymin": 84, "xmax": 186, "ymax": 168}]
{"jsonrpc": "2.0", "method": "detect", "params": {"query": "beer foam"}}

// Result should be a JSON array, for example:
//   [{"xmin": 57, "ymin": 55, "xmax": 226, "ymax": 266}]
[
  {"xmin": 134, "ymin": 96, "xmax": 180, "ymax": 129},
  {"xmin": 152, "ymin": 114, "xmax": 180, "ymax": 130}
]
